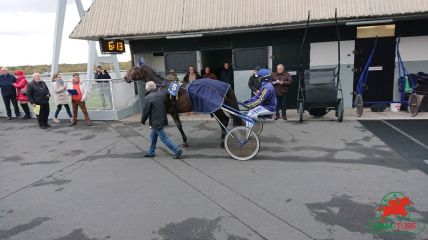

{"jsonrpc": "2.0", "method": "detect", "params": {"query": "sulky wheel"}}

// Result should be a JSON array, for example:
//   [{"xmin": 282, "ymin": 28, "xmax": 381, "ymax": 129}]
[
  {"xmin": 408, "ymin": 93, "xmax": 419, "ymax": 117},
  {"xmin": 252, "ymin": 118, "xmax": 263, "ymax": 136},
  {"xmin": 225, "ymin": 126, "xmax": 260, "ymax": 161},
  {"xmin": 298, "ymin": 101, "xmax": 304, "ymax": 123},
  {"xmin": 355, "ymin": 94, "xmax": 363, "ymax": 117},
  {"xmin": 337, "ymin": 100, "xmax": 344, "ymax": 122}
]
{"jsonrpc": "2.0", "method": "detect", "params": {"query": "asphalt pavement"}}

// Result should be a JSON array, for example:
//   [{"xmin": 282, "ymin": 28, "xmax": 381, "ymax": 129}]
[{"xmin": 0, "ymin": 117, "xmax": 427, "ymax": 240}]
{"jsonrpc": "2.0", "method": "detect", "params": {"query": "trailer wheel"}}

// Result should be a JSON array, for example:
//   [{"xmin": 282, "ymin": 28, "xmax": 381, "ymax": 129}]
[
  {"xmin": 355, "ymin": 94, "xmax": 363, "ymax": 117},
  {"xmin": 337, "ymin": 100, "xmax": 344, "ymax": 122},
  {"xmin": 408, "ymin": 93, "xmax": 419, "ymax": 117}
]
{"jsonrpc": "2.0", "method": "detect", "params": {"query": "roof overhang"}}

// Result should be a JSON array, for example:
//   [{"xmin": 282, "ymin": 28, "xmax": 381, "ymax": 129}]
[{"xmin": 82, "ymin": 13, "xmax": 428, "ymax": 41}]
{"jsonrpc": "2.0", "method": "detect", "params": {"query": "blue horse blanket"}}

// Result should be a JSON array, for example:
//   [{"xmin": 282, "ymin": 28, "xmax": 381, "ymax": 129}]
[{"xmin": 186, "ymin": 79, "xmax": 231, "ymax": 113}]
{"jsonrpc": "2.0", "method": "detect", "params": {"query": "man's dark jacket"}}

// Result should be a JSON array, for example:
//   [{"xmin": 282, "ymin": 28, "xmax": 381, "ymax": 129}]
[
  {"xmin": 27, "ymin": 80, "xmax": 51, "ymax": 104},
  {"xmin": 220, "ymin": 68, "xmax": 234, "ymax": 87},
  {"xmin": 94, "ymin": 71, "xmax": 111, "ymax": 83},
  {"xmin": 272, "ymin": 72, "xmax": 292, "ymax": 96},
  {"xmin": 141, "ymin": 90, "xmax": 168, "ymax": 128},
  {"xmin": 248, "ymin": 74, "xmax": 261, "ymax": 95},
  {"xmin": 0, "ymin": 74, "xmax": 17, "ymax": 97}
]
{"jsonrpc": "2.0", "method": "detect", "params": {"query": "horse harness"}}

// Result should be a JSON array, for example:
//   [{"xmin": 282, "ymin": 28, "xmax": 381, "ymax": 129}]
[{"xmin": 157, "ymin": 80, "xmax": 187, "ymax": 114}]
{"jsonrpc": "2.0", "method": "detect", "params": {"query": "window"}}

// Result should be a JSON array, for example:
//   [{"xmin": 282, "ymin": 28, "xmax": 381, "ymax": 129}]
[
  {"xmin": 165, "ymin": 52, "xmax": 196, "ymax": 73},
  {"xmin": 233, "ymin": 47, "xmax": 268, "ymax": 70}
]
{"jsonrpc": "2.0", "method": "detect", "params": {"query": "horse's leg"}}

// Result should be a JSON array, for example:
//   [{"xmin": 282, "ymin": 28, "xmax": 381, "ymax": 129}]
[
  {"xmin": 213, "ymin": 109, "xmax": 229, "ymax": 148},
  {"xmin": 171, "ymin": 113, "xmax": 188, "ymax": 147},
  {"xmin": 225, "ymin": 89, "xmax": 243, "ymax": 127}
]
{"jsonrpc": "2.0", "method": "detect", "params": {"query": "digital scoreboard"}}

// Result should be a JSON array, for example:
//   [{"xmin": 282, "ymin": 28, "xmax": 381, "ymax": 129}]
[{"xmin": 99, "ymin": 39, "xmax": 126, "ymax": 54}]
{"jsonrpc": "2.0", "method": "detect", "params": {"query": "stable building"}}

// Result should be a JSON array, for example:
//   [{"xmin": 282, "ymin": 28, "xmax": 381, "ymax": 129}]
[{"xmin": 70, "ymin": 0, "xmax": 428, "ymax": 109}]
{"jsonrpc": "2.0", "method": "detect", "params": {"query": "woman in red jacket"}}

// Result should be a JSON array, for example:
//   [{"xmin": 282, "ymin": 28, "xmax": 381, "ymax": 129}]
[{"xmin": 12, "ymin": 70, "xmax": 31, "ymax": 119}]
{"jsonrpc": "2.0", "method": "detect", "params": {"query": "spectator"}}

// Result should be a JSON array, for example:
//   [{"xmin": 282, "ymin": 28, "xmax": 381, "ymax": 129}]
[
  {"xmin": 243, "ymin": 69, "xmax": 277, "ymax": 128},
  {"xmin": 12, "ymin": 70, "xmax": 31, "ymax": 119},
  {"xmin": 165, "ymin": 68, "xmax": 179, "ymax": 81},
  {"xmin": 94, "ymin": 65, "xmax": 112, "ymax": 109},
  {"xmin": 220, "ymin": 62, "xmax": 234, "ymax": 89},
  {"xmin": 27, "ymin": 72, "xmax": 51, "ymax": 129},
  {"xmin": 67, "ymin": 73, "xmax": 91, "ymax": 126},
  {"xmin": 182, "ymin": 65, "xmax": 201, "ymax": 83},
  {"xmin": 272, "ymin": 64, "xmax": 292, "ymax": 120},
  {"xmin": 141, "ymin": 81, "xmax": 182, "ymax": 159},
  {"xmin": 51, "ymin": 73, "xmax": 72, "ymax": 123},
  {"xmin": 248, "ymin": 66, "xmax": 261, "ymax": 97},
  {"xmin": 202, "ymin": 66, "xmax": 218, "ymax": 80},
  {"xmin": 0, "ymin": 67, "xmax": 20, "ymax": 120}
]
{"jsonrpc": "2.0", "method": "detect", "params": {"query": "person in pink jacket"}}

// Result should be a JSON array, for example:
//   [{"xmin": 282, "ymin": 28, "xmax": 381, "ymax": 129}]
[{"xmin": 12, "ymin": 70, "xmax": 31, "ymax": 119}]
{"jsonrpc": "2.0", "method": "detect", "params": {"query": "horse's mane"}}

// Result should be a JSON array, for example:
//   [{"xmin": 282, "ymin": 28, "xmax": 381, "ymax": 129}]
[{"xmin": 142, "ymin": 65, "xmax": 166, "ymax": 86}]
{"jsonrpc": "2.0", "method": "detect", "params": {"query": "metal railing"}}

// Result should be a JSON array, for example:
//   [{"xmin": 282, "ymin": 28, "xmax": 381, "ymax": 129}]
[{"xmin": 0, "ymin": 78, "xmax": 138, "ymax": 117}]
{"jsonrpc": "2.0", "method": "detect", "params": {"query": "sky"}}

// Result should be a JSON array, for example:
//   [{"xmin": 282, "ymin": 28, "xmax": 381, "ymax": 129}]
[{"xmin": 0, "ymin": 0, "xmax": 131, "ymax": 67}]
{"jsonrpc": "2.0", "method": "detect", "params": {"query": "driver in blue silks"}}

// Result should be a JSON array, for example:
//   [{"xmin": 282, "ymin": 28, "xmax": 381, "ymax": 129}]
[{"xmin": 243, "ymin": 68, "xmax": 277, "ymax": 128}]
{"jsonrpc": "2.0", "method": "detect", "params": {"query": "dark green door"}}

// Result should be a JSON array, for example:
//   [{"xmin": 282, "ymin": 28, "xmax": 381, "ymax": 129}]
[{"xmin": 353, "ymin": 37, "xmax": 396, "ymax": 103}]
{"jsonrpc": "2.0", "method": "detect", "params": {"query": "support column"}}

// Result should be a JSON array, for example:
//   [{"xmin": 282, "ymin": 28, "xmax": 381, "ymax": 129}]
[
  {"xmin": 110, "ymin": 55, "xmax": 122, "ymax": 79},
  {"xmin": 51, "ymin": 0, "xmax": 67, "ymax": 76}
]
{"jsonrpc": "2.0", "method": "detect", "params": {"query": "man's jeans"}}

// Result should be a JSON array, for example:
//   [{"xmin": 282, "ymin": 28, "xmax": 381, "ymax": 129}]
[
  {"xmin": 148, "ymin": 127, "xmax": 181, "ymax": 155},
  {"xmin": 276, "ymin": 94, "xmax": 287, "ymax": 117},
  {"xmin": 246, "ymin": 106, "xmax": 275, "ymax": 128}
]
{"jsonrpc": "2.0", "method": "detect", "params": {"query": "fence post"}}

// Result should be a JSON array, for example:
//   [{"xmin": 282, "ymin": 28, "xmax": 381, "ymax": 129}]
[{"xmin": 110, "ymin": 80, "xmax": 116, "ymax": 110}]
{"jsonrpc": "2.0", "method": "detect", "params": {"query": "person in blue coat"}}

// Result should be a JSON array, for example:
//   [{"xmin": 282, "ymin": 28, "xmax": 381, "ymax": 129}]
[
  {"xmin": 0, "ymin": 67, "xmax": 20, "ymax": 120},
  {"xmin": 243, "ymin": 68, "xmax": 277, "ymax": 128}
]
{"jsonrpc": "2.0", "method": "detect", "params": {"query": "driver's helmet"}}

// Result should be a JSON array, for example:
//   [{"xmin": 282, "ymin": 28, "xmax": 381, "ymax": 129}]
[{"xmin": 257, "ymin": 68, "xmax": 272, "ymax": 81}]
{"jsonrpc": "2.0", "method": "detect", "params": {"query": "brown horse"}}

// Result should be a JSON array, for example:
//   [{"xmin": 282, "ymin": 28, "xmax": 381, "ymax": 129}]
[{"xmin": 124, "ymin": 65, "xmax": 243, "ymax": 147}]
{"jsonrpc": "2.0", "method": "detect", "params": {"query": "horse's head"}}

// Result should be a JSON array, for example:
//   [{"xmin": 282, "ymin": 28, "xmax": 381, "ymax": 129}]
[
  {"xmin": 124, "ymin": 64, "xmax": 164, "ymax": 85},
  {"xmin": 124, "ymin": 66, "xmax": 146, "ymax": 83}
]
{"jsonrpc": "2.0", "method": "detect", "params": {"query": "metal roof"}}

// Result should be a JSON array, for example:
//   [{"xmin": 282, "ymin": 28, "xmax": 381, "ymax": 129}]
[{"xmin": 70, "ymin": 0, "xmax": 428, "ymax": 40}]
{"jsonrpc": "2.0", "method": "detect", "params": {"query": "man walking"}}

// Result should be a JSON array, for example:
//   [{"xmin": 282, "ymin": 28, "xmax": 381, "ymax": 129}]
[
  {"xmin": 0, "ymin": 67, "xmax": 20, "ymax": 119},
  {"xmin": 141, "ymin": 81, "xmax": 182, "ymax": 159}
]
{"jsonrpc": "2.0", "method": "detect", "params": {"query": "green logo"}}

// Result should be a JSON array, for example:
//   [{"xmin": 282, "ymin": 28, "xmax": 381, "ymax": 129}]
[{"xmin": 368, "ymin": 192, "xmax": 425, "ymax": 236}]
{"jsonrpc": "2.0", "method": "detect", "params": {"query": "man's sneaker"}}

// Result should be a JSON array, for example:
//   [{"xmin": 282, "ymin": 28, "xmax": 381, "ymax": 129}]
[
  {"xmin": 6, "ymin": 117, "xmax": 12, "ymax": 120},
  {"xmin": 282, "ymin": 115, "xmax": 287, "ymax": 120},
  {"xmin": 173, "ymin": 149, "xmax": 183, "ymax": 159},
  {"xmin": 69, "ymin": 122, "xmax": 77, "ymax": 127},
  {"xmin": 144, "ymin": 153, "xmax": 155, "ymax": 157},
  {"xmin": 273, "ymin": 115, "xmax": 280, "ymax": 120},
  {"xmin": 53, "ymin": 118, "xmax": 60, "ymax": 123}
]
